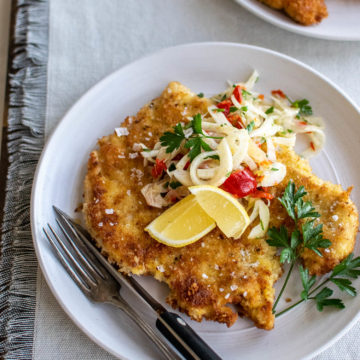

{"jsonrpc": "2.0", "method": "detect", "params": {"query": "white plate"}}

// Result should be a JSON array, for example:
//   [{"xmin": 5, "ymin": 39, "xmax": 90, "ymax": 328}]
[
  {"xmin": 31, "ymin": 43, "xmax": 360, "ymax": 360},
  {"xmin": 235, "ymin": 0, "xmax": 360, "ymax": 41}
]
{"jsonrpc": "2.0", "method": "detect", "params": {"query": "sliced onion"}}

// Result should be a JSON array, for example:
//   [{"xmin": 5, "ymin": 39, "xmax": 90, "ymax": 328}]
[
  {"xmin": 265, "ymin": 136, "xmax": 276, "ymax": 162},
  {"xmin": 226, "ymin": 129, "xmax": 250, "ymax": 169},
  {"xmin": 197, "ymin": 168, "xmax": 217, "ymax": 179},
  {"xmin": 248, "ymin": 139, "xmax": 267, "ymax": 163},
  {"xmin": 243, "ymin": 154, "xmax": 257, "ymax": 170},
  {"xmin": 172, "ymin": 169, "xmax": 193, "ymax": 187},
  {"xmin": 189, "ymin": 139, "xmax": 232, "ymax": 186},
  {"xmin": 272, "ymin": 136, "xmax": 296, "ymax": 147},
  {"xmin": 208, "ymin": 105, "xmax": 229, "ymax": 126},
  {"xmin": 259, "ymin": 162, "xmax": 286, "ymax": 187},
  {"xmin": 250, "ymin": 117, "xmax": 283, "ymax": 138},
  {"xmin": 244, "ymin": 70, "xmax": 259, "ymax": 90},
  {"xmin": 176, "ymin": 154, "xmax": 190, "ymax": 170},
  {"xmin": 140, "ymin": 149, "xmax": 159, "ymax": 160},
  {"xmin": 248, "ymin": 199, "xmax": 270, "ymax": 239},
  {"xmin": 141, "ymin": 182, "xmax": 168, "ymax": 208}
]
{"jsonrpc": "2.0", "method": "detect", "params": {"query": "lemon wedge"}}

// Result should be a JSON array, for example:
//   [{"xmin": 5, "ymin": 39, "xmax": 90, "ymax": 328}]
[
  {"xmin": 145, "ymin": 195, "xmax": 216, "ymax": 247},
  {"xmin": 189, "ymin": 185, "xmax": 250, "ymax": 238}
]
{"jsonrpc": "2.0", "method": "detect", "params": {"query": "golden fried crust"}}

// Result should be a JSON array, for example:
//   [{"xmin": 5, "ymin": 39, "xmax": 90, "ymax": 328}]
[
  {"xmin": 271, "ymin": 147, "xmax": 359, "ymax": 275},
  {"xmin": 259, "ymin": 0, "xmax": 328, "ymax": 25},
  {"xmin": 83, "ymin": 82, "xmax": 282, "ymax": 330},
  {"xmin": 83, "ymin": 81, "xmax": 358, "ymax": 330}
]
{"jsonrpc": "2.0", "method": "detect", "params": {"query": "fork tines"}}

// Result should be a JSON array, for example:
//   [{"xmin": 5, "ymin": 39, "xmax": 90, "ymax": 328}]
[{"xmin": 43, "ymin": 218, "xmax": 108, "ymax": 297}]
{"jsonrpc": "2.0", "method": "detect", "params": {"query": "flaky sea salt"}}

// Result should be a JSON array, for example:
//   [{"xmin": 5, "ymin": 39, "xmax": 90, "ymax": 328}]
[
  {"xmin": 105, "ymin": 209, "xmax": 114, "ymax": 214},
  {"xmin": 157, "ymin": 265, "xmax": 165, "ymax": 273},
  {"xmin": 115, "ymin": 127, "xmax": 129, "ymax": 137}
]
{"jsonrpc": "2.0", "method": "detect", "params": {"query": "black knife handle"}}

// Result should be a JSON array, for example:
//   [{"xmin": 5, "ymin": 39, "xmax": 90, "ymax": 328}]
[{"xmin": 156, "ymin": 311, "xmax": 222, "ymax": 360}]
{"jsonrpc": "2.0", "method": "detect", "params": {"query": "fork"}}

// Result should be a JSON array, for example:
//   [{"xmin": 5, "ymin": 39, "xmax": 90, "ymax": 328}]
[{"xmin": 43, "ymin": 222, "xmax": 181, "ymax": 360}]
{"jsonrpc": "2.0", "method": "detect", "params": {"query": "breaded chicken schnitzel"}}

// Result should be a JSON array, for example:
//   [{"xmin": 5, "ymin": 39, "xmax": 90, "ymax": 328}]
[
  {"xmin": 258, "ymin": 0, "xmax": 328, "ymax": 25},
  {"xmin": 83, "ymin": 81, "xmax": 358, "ymax": 330}
]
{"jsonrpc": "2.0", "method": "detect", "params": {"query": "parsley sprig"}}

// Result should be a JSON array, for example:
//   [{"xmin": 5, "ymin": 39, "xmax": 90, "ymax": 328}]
[
  {"xmin": 160, "ymin": 114, "xmax": 223, "ymax": 161},
  {"xmin": 276, "ymin": 254, "xmax": 360, "ymax": 316},
  {"xmin": 267, "ymin": 181, "xmax": 359, "ymax": 315}
]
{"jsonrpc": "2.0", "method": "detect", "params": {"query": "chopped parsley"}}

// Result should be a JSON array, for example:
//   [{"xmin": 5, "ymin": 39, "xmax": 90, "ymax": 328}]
[
  {"xmin": 241, "ymin": 89, "xmax": 252, "ymax": 99},
  {"xmin": 160, "ymin": 123, "xmax": 185, "ymax": 153},
  {"xmin": 159, "ymin": 114, "xmax": 223, "ymax": 161},
  {"xmin": 292, "ymin": 99, "xmax": 313, "ymax": 118},
  {"xmin": 266, "ymin": 181, "xmax": 359, "ymax": 317},
  {"xmin": 265, "ymin": 106, "xmax": 274, "ymax": 115},
  {"xmin": 205, "ymin": 154, "xmax": 220, "ymax": 160},
  {"xmin": 214, "ymin": 108, "xmax": 225, "ymax": 113},
  {"xmin": 168, "ymin": 163, "xmax": 176, "ymax": 172},
  {"xmin": 197, "ymin": 92, "xmax": 204, "ymax": 98},
  {"xmin": 219, "ymin": 94, "xmax": 227, "ymax": 102},
  {"xmin": 169, "ymin": 181, "xmax": 182, "ymax": 189},
  {"xmin": 246, "ymin": 121, "xmax": 255, "ymax": 133},
  {"xmin": 271, "ymin": 168, "xmax": 279, "ymax": 171},
  {"xmin": 229, "ymin": 106, "xmax": 238, "ymax": 113}
]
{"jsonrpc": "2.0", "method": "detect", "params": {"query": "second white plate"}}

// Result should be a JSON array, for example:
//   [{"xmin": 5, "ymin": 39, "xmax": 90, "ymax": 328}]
[{"xmin": 236, "ymin": 0, "xmax": 360, "ymax": 41}]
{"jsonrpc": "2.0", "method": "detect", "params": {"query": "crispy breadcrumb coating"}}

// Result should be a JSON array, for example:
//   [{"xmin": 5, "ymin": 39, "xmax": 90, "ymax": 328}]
[
  {"xmin": 83, "ymin": 81, "xmax": 357, "ymax": 331},
  {"xmin": 259, "ymin": 0, "xmax": 328, "ymax": 25}
]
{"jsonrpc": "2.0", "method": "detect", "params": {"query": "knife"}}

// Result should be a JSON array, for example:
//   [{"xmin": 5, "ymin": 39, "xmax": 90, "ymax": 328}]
[{"xmin": 53, "ymin": 206, "xmax": 222, "ymax": 360}]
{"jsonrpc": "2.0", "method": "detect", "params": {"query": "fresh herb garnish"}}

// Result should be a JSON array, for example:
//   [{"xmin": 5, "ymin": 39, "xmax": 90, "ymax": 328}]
[
  {"xmin": 205, "ymin": 154, "xmax": 220, "ymax": 160},
  {"xmin": 271, "ymin": 167, "xmax": 279, "ymax": 171},
  {"xmin": 219, "ymin": 94, "xmax": 227, "ymax": 102},
  {"xmin": 241, "ymin": 89, "xmax": 251, "ymax": 99},
  {"xmin": 246, "ymin": 121, "xmax": 255, "ymax": 133},
  {"xmin": 160, "ymin": 123, "xmax": 185, "ymax": 153},
  {"xmin": 214, "ymin": 108, "xmax": 225, "ymax": 113},
  {"xmin": 185, "ymin": 137, "xmax": 212, "ymax": 161},
  {"xmin": 292, "ymin": 99, "xmax": 313, "ymax": 117},
  {"xmin": 265, "ymin": 106, "xmax": 274, "ymax": 115},
  {"xmin": 267, "ymin": 181, "xmax": 360, "ymax": 316},
  {"xmin": 142, "ymin": 148, "xmax": 152, "ymax": 152},
  {"xmin": 229, "ymin": 106, "xmax": 238, "ymax": 113},
  {"xmin": 159, "ymin": 114, "xmax": 223, "ymax": 161},
  {"xmin": 169, "ymin": 181, "xmax": 182, "ymax": 189},
  {"xmin": 197, "ymin": 92, "xmax": 204, "ymax": 98},
  {"xmin": 168, "ymin": 163, "xmax": 176, "ymax": 172},
  {"xmin": 241, "ymin": 106, "xmax": 248, "ymax": 112}
]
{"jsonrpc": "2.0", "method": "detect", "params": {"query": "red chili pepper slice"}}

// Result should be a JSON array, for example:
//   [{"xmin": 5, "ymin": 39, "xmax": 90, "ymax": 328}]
[
  {"xmin": 251, "ymin": 189, "xmax": 274, "ymax": 200},
  {"xmin": 271, "ymin": 89, "xmax": 286, "ymax": 99},
  {"xmin": 152, "ymin": 159, "xmax": 167, "ymax": 178},
  {"xmin": 227, "ymin": 114, "xmax": 243, "ymax": 129},
  {"xmin": 233, "ymin": 86, "xmax": 243, "ymax": 104},
  {"xmin": 184, "ymin": 160, "xmax": 191, "ymax": 170},
  {"xmin": 217, "ymin": 99, "xmax": 232, "ymax": 117},
  {"xmin": 310, "ymin": 142, "xmax": 315, "ymax": 151},
  {"xmin": 220, "ymin": 168, "xmax": 257, "ymax": 198}
]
